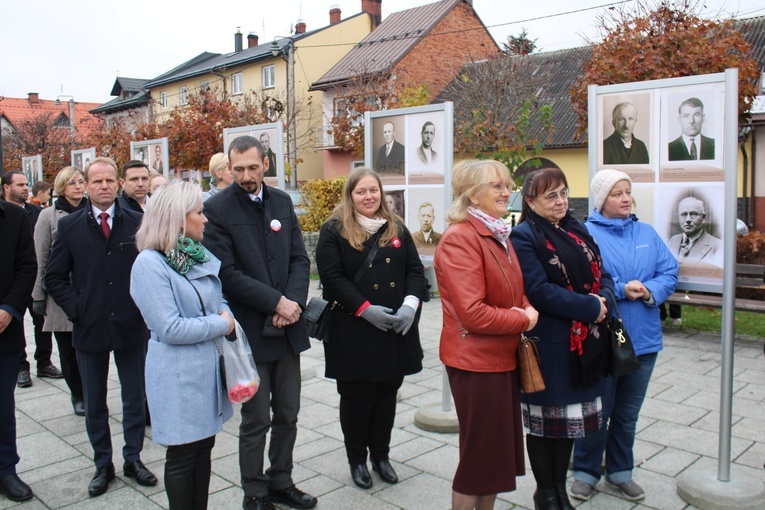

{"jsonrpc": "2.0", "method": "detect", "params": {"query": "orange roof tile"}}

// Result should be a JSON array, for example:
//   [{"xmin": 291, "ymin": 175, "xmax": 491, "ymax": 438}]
[{"xmin": 0, "ymin": 94, "xmax": 104, "ymax": 137}]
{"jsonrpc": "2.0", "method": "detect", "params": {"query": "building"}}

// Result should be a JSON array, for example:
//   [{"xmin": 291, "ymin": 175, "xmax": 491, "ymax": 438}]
[
  {"xmin": 88, "ymin": 77, "xmax": 152, "ymax": 132},
  {"xmin": 1, "ymin": 92, "xmax": 102, "ymax": 140}
]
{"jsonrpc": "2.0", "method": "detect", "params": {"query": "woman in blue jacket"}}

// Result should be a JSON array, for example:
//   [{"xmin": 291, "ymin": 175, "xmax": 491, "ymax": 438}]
[
  {"xmin": 131, "ymin": 182, "xmax": 235, "ymax": 510},
  {"xmin": 571, "ymin": 169, "xmax": 678, "ymax": 503}
]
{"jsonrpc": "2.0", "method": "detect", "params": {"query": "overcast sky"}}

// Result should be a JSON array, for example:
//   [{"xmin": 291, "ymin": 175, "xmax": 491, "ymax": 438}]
[{"xmin": 1, "ymin": 0, "xmax": 763, "ymax": 104}]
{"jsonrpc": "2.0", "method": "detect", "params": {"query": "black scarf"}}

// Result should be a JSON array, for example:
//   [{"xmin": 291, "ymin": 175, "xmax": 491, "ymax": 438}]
[
  {"xmin": 54, "ymin": 196, "xmax": 86, "ymax": 214},
  {"xmin": 524, "ymin": 208, "xmax": 607, "ymax": 388}
]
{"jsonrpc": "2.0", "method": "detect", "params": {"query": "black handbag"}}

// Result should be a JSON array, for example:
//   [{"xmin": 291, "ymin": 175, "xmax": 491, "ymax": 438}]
[{"xmin": 601, "ymin": 288, "xmax": 640, "ymax": 377}]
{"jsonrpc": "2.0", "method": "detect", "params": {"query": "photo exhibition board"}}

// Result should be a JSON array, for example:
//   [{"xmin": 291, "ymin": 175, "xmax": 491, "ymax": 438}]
[
  {"xmin": 130, "ymin": 138, "xmax": 170, "ymax": 180},
  {"xmin": 70, "ymin": 147, "xmax": 96, "ymax": 171},
  {"xmin": 589, "ymin": 72, "xmax": 736, "ymax": 292},
  {"xmin": 223, "ymin": 122, "xmax": 285, "ymax": 190},
  {"xmin": 21, "ymin": 155, "xmax": 43, "ymax": 184},
  {"xmin": 365, "ymin": 103, "xmax": 454, "ymax": 258}
]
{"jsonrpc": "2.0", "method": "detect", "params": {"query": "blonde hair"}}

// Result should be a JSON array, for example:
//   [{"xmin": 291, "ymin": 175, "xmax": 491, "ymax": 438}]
[
  {"xmin": 447, "ymin": 159, "xmax": 512, "ymax": 223},
  {"xmin": 135, "ymin": 181, "xmax": 202, "ymax": 252},
  {"xmin": 330, "ymin": 167, "xmax": 398, "ymax": 250},
  {"xmin": 53, "ymin": 166, "xmax": 84, "ymax": 195},
  {"xmin": 209, "ymin": 153, "xmax": 228, "ymax": 183}
]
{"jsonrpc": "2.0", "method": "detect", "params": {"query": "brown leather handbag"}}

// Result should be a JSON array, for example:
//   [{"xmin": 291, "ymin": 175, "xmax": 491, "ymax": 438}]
[{"xmin": 518, "ymin": 334, "xmax": 545, "ymax": 393}]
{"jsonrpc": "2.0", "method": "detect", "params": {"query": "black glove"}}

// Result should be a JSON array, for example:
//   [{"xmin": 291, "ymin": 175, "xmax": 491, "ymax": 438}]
[
  {"xmin": 32, "ymin": 300, "xmax": 46, "ymax": 316},
  {"xmin": 360, "ymin": 305, "xmax": 398, "ymax": 331},
  {"xmin": 393, "ymin": 305, "xmax": 416, "ymax": 335}
]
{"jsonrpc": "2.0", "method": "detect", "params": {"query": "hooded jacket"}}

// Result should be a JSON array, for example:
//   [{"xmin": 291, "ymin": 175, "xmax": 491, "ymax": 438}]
[{"xmin": 585, "ymin": 210, "xmax": 678, "ymax": 356}]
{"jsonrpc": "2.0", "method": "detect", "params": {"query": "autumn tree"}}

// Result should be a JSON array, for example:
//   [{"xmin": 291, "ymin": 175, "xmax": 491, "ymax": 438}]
[
  {"xmin": 571, "ymin": 0, "xmax": 759, "ymax": 138},
  {"xmin": 502, "ymin": 28, "xmax": 538, "ymax": 56},
  {"xmin": 439, "ymin": 52, "xmax": 554, "ymax": 174}
]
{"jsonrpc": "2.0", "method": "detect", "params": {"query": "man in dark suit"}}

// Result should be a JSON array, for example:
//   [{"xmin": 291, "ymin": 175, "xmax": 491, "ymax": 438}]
[
  {"xmin": 667, "ymin": 197, "xmax": 722, "ymax": 266},
  {"xmin": 260, "ymin": 132, "xmax": 278, "ymax": 178},
  {"xmin": 603, "ymin": 102, "xmax": 649, "ymax": 165},
  {"xmin": 1, "ymin": 171, "xmax": 62, "ymax": 388},
  {"xmin": 412, "ymin": 202, "xmax": 442, "ymax": 247},
  {"xmin": 0, "ymin": 200, "xmax": 37, "ymax": 503},
  {"xmin": 45, "ymin": 157, "xmax": 157, "ymax": 497},
  {"xmin": 668, "ymin": 97, "xmax": 715, "ymax": 161},
  {"xmin": 203, "ymin": 136, "xmax": 316, "ymax": 510},
  {"xmin": 117, "ymin": 160, "xmax": 151, "ymax": 213},
  {"xmin": 375, "ymin": 121, "xmax": 405, "ymax": 175},
  {"xmin": 416, "ymin": 121, "xmax": 438, "ymax": 166}
]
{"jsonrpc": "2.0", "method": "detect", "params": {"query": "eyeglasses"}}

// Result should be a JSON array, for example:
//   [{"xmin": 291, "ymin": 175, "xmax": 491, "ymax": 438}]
[
  {"xmin": 67, "ymin": 179, "xmax": 86, "ymax": 186},
  {"xmin": 488, "ymin": 181, "xmax": 511, "ymax": 193},
  {"xmin": 538, "ymin": 188, "xmax": 569, "ymax": 203}
]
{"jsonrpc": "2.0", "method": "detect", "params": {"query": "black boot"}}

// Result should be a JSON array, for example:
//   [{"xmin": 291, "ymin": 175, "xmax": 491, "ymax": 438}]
[
  {"xmin": 534, "ymin": 487, "xmax": 561, "ymax": 510},
  {"xmin": 165, "ymin": 466, "xmax": 195, "ymax": 509},
  {"xmin": 555, "ymin": 483, "xmax": 574, "ymax": 510}
]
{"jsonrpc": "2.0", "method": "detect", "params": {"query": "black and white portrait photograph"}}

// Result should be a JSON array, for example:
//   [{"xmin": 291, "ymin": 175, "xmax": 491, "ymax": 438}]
[
  {"xmin": 406, "ymin": 113, "xmax": 446, "ymax": 185},
  {"xmin": 71, "ymin": 148, "xmax": 96, "ymax": 171},
  {"xmin": 132, "ymin": 138, "xmax": 170, "ymax": 180},
  {"xmin": 372, "ymin": 116, "xmax": 406, "ymax": 184},
  {"xmin": 598, "ymin": 92, "xmax": 653, "ymax": 182},
  {"xmin": 385, "ymin": 189, "xmax": 405, "ymax": 219},
  {"xmin": 406, "ymin": 187, "xmax": 444, "ymax": 256},
  {"xmin": 223, "ymin": 123, "xmax": 284, "ymax": 189}
]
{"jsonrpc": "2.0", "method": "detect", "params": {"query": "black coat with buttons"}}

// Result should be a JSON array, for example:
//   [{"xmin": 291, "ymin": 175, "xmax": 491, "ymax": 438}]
[
  {"xmin": 45, "ymin": 199, "xmax": 149, "ymax": 352},
  {"xmin": 202, "ymin": 183, "xmax": 311, "ymax": 363},
  {"xmin": 316, "ymin": 218, "xmax": 425, "ymax": 381}
]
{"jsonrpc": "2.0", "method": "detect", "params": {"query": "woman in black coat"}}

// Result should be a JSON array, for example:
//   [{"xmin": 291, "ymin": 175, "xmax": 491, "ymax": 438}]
[{"xmin": 316, "ymin": 167, "xmax": 425, "ymax": 490}]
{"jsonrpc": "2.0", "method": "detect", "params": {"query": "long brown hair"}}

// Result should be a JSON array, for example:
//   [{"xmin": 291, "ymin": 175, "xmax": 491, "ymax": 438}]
[{"xmin": 330, "ymin": 167, "xmax": 398, "ymax": 250}]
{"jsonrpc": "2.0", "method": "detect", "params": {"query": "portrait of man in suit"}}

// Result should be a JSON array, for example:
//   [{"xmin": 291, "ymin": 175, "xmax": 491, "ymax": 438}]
[
  {"xmin": 385, "ymin": 192, "xmax": 404, "ymax": 219},
  {"xmin": 603, "ymin": 102, "xmax": 649, "ymax": 165},
  {"xmin": 667, "ymin": 196, "xmax": 722, "ymax": 266},
  {"xmin": 260, "ymin": 133, "xmax": 277, "ymax": 177},
  {"xmin": 375, "ymin": 121, "xmax": 405, "ymax": 175},
  {"xmin": 416, "ymin": 121, "xmax": 437, "ymax": 166},
  {"xmin": 412, "ymin": 202, "xmax": 441, "ymax": 247},
  {"xmin": 668, "ymin": 97, "xmax": 715, "ymax": 161}
]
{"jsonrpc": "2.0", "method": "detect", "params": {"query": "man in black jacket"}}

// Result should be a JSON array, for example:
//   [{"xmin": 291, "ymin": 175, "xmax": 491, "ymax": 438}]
[
  {"xmin": 0, "ymin": 200, "xmax": 37, "ymax": 502},
  {"xmin": 117, "ymin": 160, "xmax": 150, "ymax": 213},
  {"xmin": 1, "ymin": 171, "xmax": 62, "ymax": 388},
  {"xmin": 45, "ymin": 158, "xmax": 157, "ymax": 497},
  {"xmin": 203, "ymin": 136, "xmax": 315, "ymax": 510}
]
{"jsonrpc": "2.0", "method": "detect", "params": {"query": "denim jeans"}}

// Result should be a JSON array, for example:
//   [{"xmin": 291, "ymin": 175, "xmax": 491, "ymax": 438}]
[{"xmin": 573, "ymin": 352, "xmax": 658, "ymax": 485}]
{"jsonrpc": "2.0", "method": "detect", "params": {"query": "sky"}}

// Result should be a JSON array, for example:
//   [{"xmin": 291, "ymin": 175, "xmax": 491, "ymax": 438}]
[{"xmin": 1, "ymin": 0, "xmax": 764, "ymax": 104}]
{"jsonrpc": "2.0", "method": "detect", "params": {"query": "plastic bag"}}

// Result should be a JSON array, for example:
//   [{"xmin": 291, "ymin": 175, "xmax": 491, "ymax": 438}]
[{"xmin": 220, "ymin": 321, "xmax": 260, "ymax": 404}]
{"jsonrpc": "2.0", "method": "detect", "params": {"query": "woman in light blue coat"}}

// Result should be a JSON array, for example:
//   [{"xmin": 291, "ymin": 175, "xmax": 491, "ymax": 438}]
[
  {"xmin": 130, "ymin": 181, "xmax": 235, "ymax": 510},
  {"xmin": 571, "ymin": 170, "xmax": 678, "ymax": 503}
]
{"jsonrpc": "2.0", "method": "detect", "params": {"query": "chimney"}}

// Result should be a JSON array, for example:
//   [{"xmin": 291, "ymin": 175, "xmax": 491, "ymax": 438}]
[
  {"xmin": 234, "ymin": 27, "xmax": 243, "ymax": 52},
  {"xmin": 361, "ymin": 0, "xmax": 382, "ymax": 28},
  {"xmin": 28, "ymin": 92, "xmax": 40, "ymax": 105},
  {"xmin": 295, "ymin": 19, "xmax": 306, "ymax": 34},
  {"xmin": 330, "ymin": 5, "xmax": 342, "ymax": 25},
  {"xmin": 247, "ymin": 32, "xmax": 259, "ymax": 48}
]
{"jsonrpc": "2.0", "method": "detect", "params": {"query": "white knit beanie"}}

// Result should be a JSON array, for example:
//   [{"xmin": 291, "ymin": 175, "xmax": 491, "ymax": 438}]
[{"xmin": 591, "ymin": 169, "xmax": 632, "ymax": 212}]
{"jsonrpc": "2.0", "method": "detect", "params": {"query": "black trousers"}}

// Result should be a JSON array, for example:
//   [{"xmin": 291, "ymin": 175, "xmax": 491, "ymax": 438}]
[
  {"xmin": 660, "ymin": 303, "xmax": 681, "ymax": 320},
  {"xmin": 0, "ymin": 351, "xmax": 20, "ymax": 478},
  {"xmin": 18, "ymin": 308, "xmax": 52, "ymax": 371},
  {"xmin": 165, "ymin": 436, "xmax": 216, "ymax": 510},
  {"xmin": 336, "ymin": 376, "xmax": 404, "ymax": 465},
  {"xmin": 53, "ymin": 332, "xmax": 83, "ymax": 398}
]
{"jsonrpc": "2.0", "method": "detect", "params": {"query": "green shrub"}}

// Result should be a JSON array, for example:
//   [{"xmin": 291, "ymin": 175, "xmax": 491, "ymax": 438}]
[{"xmin": 298, "ymin": 177, "xmax": 346, "ymax": 232}]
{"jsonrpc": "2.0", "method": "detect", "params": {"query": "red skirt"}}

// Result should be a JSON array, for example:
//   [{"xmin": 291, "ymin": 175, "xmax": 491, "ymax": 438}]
[{"xmin": 446, "ymin": 366, "xmax": 525, "ymax": 495}]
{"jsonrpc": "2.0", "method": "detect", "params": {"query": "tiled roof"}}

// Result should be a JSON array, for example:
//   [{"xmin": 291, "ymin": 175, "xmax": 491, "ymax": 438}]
[
  {"xmin": 144, "ymin": 51, "xmax": 222, "ymax": 89},
  {"xmin": 0, "ymin": 96, "xmax": 103, "ymax": 136},
  {"xmin": 310, "ymin": 0, "xmax": 464, "ymax": 91},
  {"xmin": 89, "ymin": 90, "xmax": 150, "ymax": 115},
  {"xmin": 738, "ymin": 15, "xmax": 765, "ymax": 70},
  {"xmin": 110, "ymin": 77, "xmax": 149, "ymax": 96}
]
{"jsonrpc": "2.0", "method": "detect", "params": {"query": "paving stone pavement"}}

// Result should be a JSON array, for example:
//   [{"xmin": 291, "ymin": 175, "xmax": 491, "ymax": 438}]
[{"xmin": 5, "ymin": 281, "xmax": 765, "ymax": 509}]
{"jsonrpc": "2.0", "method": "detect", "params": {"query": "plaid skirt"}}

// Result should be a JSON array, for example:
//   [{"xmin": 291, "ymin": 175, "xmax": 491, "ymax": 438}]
[{"xmin": 522, "ymin": 397, "xmax": 602, "ymax": 438}]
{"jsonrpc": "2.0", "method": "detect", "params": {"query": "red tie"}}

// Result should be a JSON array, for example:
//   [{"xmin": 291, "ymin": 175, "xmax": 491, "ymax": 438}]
[{"xmin": 99, "ymin": 212, "xmax": 111, "ymax": 240}]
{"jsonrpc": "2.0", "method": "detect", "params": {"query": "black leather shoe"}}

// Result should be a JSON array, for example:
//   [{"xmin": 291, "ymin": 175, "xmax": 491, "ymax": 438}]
[
  {"xmin": 16, "ymin": 370, "xmax": 32, "ymax": 388},
  {"xmin": 37, "ymin": 364, "xmax": 63, "ymax": 379},
  {"xmin": 268, "ymin": 485, "xmax": 317, "ymax": 509},
  {"xmin": 533, "ymin": 487, "xmax": 561, "ymax": 510},
  {"xmin": 123, "ymin": 460, "xmax": 158, "ymax": 487},
  {"xmin": 0, "ymin": 473, "xmax": 33, "ymax": 502},
  {"xmin": 72, "ymin": 396, "xmax": 85, "ymax": 416},
  {"xmin": 350, "ymin": 463, "xmax": 373, "ymax": 489},
  {"xmin": 88, "ymin": 464, "xmax": 115, "ymax": 497},
  {"xmin": 555, "ymin": 483, "xmax": 574, "ymax": 510},
  {"xmin": 372, "ymin": 459, "xmax": 398, "ymax": 484},
  {"xmin": 243, "ymin": 495, "xmax": 276, "ymax": 510}
]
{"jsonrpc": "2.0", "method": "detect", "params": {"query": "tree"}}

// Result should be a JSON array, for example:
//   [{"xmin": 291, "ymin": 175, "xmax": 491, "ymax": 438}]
[
  {"xmin": 2, "ymin": 113, "xmax": 81, "ymax": 181},
  {"xmin": 439, "ymin": 53, "xmax": 554, "ymax": 174},
  {"xmin": 503, "ymin": 28, "xmax": 538, "ymax": 56},
  {"xmin": 571, "ymin": 0, "xmax": 759, "ymax": 138}
]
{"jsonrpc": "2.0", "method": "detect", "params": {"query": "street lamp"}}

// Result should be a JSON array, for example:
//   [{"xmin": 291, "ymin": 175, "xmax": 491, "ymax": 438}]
[
  {"xmin": 270, "ymin": 37, "xmax": 297, "ymax": 189},
  {"xmin": 55, "ymin": 95, "xmax": 76, "ymax": 141}
]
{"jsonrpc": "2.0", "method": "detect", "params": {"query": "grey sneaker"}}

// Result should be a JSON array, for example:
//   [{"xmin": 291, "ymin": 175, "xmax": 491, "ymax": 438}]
[
  {"xmin": 570, "ymin": 479, "xmax": 595, "ymax": 501},
  {"xmin": 605, "ymin": 478, "xmax": 645, "ymax": 501}
]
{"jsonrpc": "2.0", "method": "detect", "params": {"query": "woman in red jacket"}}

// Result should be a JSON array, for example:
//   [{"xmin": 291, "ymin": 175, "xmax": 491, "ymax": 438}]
[{"xmin": 435, "ymin": 159, "xmax": 538, "ymax": 510}]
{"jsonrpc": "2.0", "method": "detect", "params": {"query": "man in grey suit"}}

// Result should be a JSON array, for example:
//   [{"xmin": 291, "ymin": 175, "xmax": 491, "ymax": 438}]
[
  {"xmin": 667, "ymin": 98, "xmax": 715, "ymax": 161},
  {"xmin": 411, "ymin": 202, "xmax": 441, "ymax": 247},
  {"xmin": 667, "ymin": 197, "xmax": 722, "ymax": 266},
  {"xmin": 416, "ymin": 121, "xmax": 437, "ymax": 166}
]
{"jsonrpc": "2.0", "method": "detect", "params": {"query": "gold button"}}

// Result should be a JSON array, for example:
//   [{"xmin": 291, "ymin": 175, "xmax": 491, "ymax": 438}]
[
  {"xmin": 390, "ymin": 282, "xmax": 396, "ymax": 288},
  {"xmin": 368, "ymin": 263, "xmax": 373, "ymax": 268},
  {"xmin": 373, "ymin": 284, "xmax": 379, "ymax": 290},
  {"xmin": 385, "ymin": 258, "xmax": 391, "ymax": 263}
]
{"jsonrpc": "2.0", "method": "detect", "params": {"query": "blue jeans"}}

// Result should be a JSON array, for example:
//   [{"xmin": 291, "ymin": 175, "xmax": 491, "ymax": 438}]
[{"xmin": 573, "ymin": 352, "xmax": 658, "ymax": 485}]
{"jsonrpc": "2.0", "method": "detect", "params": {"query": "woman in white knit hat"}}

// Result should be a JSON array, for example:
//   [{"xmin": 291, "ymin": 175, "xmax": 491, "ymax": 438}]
[{"xmin": 571, "ymin": 169, "xmax": 678, "ymax": 503}]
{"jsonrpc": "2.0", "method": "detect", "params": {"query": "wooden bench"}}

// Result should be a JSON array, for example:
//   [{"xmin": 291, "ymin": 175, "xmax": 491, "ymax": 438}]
[{"xmin": 666, "ymin": 263, "xmax": 765, "ymax": 313}]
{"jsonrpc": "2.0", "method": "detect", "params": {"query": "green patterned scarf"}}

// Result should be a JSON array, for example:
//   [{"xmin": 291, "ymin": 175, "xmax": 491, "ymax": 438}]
[{"xmin": 165, "ymin": 236, "xmax": 210, "ymax": 275}]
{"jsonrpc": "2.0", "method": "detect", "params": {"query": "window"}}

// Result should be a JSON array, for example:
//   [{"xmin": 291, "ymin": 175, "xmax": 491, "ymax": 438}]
[
  {"xmin": 179, "ymin": 86, "xmax": 188, "ymax": 105},
  {"xmin": 160, "ymin": 91, "xmax": 168, "ymax": 109},
  {"xmin": 262, "ymin": 65, "xmax": 275, "ymax": 89},
  {"xmin": 333, "ymin": 97, "xmax": 348, "ymax": 119},
  {"xmin": 231, "ymin": 73, "xmax": 243, "ymax": 95}
]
